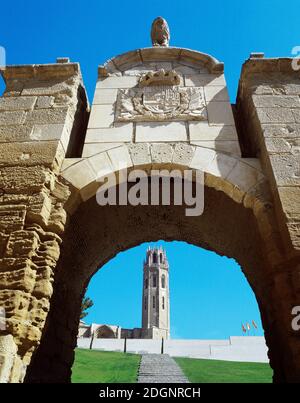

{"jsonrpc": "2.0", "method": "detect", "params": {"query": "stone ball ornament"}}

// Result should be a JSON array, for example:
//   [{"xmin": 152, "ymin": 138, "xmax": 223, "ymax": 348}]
[{"xmin": 151, "ymin": 17, "xmax": 170, "ymax": 47}]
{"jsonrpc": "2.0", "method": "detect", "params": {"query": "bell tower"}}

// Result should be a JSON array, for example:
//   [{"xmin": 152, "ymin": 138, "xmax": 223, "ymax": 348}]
[{"xmin": 141, "ymin": 246, "xmax": 170, "ymax": 339}]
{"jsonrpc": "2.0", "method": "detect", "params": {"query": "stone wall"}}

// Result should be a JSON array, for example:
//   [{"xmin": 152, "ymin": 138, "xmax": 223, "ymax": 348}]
[
  {"xmin": 237, "ymin": 56, "xmax": 300, "ymax": 253},
  {"xmin": 0, "ymin": 61, "xmax": 88, "ymax": 382},
  {"xmin": 77, "ymin": 336, "xmax": 269, "ymax": 363},
  {"xmin": 237, "ymin": 55, "xmax": 300, "ymax": 382}
]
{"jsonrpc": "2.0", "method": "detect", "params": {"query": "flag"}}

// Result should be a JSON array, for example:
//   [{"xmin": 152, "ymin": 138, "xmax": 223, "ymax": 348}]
[
  {"xmin": 242, "ymin": 324, "xmax": 246, "ymax": 333},
  {"xmin": 252, "ymin": 320, "xmax": 258, "ymax": 329},
  {"xmin": 246, "ymin": 323, "xmax": 251, "ymax": 331}
]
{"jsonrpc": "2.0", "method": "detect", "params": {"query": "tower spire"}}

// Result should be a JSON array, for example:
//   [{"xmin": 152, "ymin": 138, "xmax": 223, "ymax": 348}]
[{"xmin": 141, "ymin": 246, "xmax": 170, "ymax": 339}]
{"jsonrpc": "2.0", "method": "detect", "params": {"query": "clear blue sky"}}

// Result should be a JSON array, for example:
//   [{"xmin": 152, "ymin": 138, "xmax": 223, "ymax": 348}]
[
  {"xmin": 87, "ymin": 241, "xmax": 262, "ymax": 339},
  {"xmin": 0, "ymin": 0, "xmax": 295, "ymax": 338}
]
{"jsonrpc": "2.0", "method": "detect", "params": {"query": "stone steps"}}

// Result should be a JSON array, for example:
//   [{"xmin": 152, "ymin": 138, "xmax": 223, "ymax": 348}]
[{"xmin": 137, "ymin": 354, "xmax": 190, "ymax": 383}]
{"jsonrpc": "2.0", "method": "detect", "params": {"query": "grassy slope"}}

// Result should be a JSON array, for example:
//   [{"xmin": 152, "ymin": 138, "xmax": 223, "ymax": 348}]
[
  {"xmin": 72, "ymin": 349, "xmax": 140, "ymax": 383},
  {"xmin": 175, "ymin": 357, "xmax": 273, "ymax": 383}
]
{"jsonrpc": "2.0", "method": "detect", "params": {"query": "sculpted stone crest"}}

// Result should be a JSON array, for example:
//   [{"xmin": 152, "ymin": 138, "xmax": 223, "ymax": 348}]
[
  {"xmin": 116, "ymin": 69, "xmax": 207, "ymax": 122},
  {"xmin": 151, "ymin": 17, "xmax": 170, "ymax": 47}
]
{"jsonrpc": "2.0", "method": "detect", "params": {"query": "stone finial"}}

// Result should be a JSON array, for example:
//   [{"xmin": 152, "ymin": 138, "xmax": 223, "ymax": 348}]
[
  {"xmin": 56, "ymin": 57, "xmax": 70, "ymax": 64},
  {"xmin": 249, "ymin": 52, "xmax": 265, "ymax": 59},
  {"xmin": 151, "ymin": 17, "xmax": 170, "ymax": 47}
]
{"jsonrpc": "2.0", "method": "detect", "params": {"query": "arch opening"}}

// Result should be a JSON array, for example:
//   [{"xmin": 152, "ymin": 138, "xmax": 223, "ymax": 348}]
[{"xmin": 25, "ymin": 178, "xmax": 275, "ymax": 383}]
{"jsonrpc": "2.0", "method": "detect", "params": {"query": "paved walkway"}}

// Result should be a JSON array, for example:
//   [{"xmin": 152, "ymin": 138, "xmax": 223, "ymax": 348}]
[{"xmin": 137, "ymin": 354, "xmax": 190, "ymax": 383}]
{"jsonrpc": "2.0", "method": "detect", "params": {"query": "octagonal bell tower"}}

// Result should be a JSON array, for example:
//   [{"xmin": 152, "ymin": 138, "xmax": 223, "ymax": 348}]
[{"xmin": 142, "ymin": 246, "xmax": 170, "ymax": 339}]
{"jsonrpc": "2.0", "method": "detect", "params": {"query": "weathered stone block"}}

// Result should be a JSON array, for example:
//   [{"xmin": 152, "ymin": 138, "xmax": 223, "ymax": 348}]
[
  {"xmin": 278, "ymin": 187, "xmax": 300, "ymax": 217},
  {"xmin": 35, "ymin": 96, "xmax": 55, "ymax": 109},
  {"xmin": 136, "ymin": 122, "xmax": 187, "ymax": 142},
  {"xmin": 185, "ymin": 74, "xmax": 226, "ymax": 87},
  {"xmin": 0, "ymin": 111, "xmax": 26, "ymax": 125},
  {"xmin": 262, "ymin": 124, "xmax": 300, "ymax": 138},
  {"xmin": 0, "ymin": 166, "xmax": 51, "ymax": 194},
  {"xmin": 0, "ymin": 268, "xmax": 36, "ymax": 293},
  {"xmin": 191, "ymin": 140, "xmax": 241, "ymax": 155},
  {"xmin": 22, "ymin": 81, "xmax": 71, "ymax": 96},
  {"xmin": 82, "ymin": 143, "xmax": 123, "ymax": 158},
  {"xmin": 151, "ymin": 143, "xmax": 174, "ymax": 166},
  {"xmin": 204, "ymin": 86, "xmax": 229, "ymax": 102},
  {"xmin": 252, "ymin": 95, "xmax": 300, "ymax": 108},
  {"xmin": 128, "ymin": 143, "xmax": 152, "ymax": 168},
  {"xmin": 172, "ymin": 143, "xmax": 195, "ymax": 166},
  {"xmin": 30, "ymin": 124, "xmax": 65, "ymax": 142},
  {"xmin": 291, "ymin": 109, "xmax": 300, "ymax": 123},
  {"xmin": 0, "ymin": 141, "xmax": 64, "ymax": 169},
  {"xmin": 256, "ymin": 107, "xmax": 295, "ymax": 123},
  {"xmin": 88, "ymin": 104, "xmax": 115, "ymax": 128},
  {"xmin": 207, "ymin": 102, "xmax": 235, "ymax": 125},
  {"xmin": 173, "ymin": 63, "xmax": 203, "ymax": 75},
  {"xmin": 96, "ymin": 76, "xmax": 138, "ymax": 89},
  {"xmin": 88, "ymin": 152, "xmax": 114, "ymax": 179},
  {"xmin": 226, "ymin": 161, "xmax": 264, "ymax": 191},
  {"xmin": 264, "ymin": 138, "xmax": 294, "ymax": 153},
  {"xmin": 205, "ymin": 152, "xmax": 238, "ymax": 178},
  {"xmin": 0, "ymin": 97, "xmax": 36, "ymax": 111},
  {"xmin": 269, "ymin": 154, "xmax": 300, "ymax": 186},
  {"xmin": 93, "ymin": 89, "xmax": 118, "ymax": 105},
  {"xmin": 189, "ymin": 122, "xmax": 238, "ymax": 141},
  {"xmin": 107, "ymin": 145, "xmax": 133, "ymax": 171},
  {"xmin": 189, "ymin": 146, "xmax": 216, "ymax": 171},
  {"xmin": 62, "ymin": 159, "xmax": 96, "ymax": 190},
  {"xmin": 25, "ymin": 108, "xmax": 68, "ymax": 125},
  {"xmin": 5, "ymin": 230, "xmax": 39, "ymax": 258},
  {"xmin": 0, "ymin": 205, "xmax": 26, "ymax": 233},
  {"xmin": 85, "ymin": 124, "xmax": 133, "ymax": 143},
  {"xmin": 0, "ymin": 124, "xmax": 33, "ymax": 142}
]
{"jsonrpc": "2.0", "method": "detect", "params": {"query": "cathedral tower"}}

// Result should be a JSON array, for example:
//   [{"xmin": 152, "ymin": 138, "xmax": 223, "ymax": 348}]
[{"xmin": 141, "ymin": 246, "xmax": 170, "ymax": 339}]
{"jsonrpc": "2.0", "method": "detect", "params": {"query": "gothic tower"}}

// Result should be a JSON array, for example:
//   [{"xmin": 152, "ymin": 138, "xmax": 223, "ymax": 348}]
[{"xmin": 141, "ymin": 246, "xmax": 170, "ymax": 339}]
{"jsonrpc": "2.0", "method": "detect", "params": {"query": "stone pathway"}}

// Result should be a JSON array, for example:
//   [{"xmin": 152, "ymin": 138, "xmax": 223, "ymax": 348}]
[{"xmin": 137, "ymin": 354, "xmax": 190, "ymax": 383}]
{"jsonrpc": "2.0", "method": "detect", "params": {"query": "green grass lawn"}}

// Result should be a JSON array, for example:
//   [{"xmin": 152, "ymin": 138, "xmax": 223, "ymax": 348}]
[
  {"xmin": 175, "ymin": 357, "xmax": 273, "ymax": 383},
  {"xmin": 72, "ymin": 349, "xmax": 273, "ymax": 383},
  {"xmin": 71, "ymin": 349, "xmax": 140, "ymax": 383}
]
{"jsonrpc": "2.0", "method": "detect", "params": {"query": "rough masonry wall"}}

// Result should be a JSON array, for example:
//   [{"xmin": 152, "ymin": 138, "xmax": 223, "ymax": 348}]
[
  {"xmin": 0, "ymin": 62, "xmax": 88, "ymax": 382},
  {"xmin": 237, "ymin": 57, "xmax": 300, "ymax": 254},
  {"xmin": 237, "ymin": 56, "xmax": 300, "ymax": 382}
]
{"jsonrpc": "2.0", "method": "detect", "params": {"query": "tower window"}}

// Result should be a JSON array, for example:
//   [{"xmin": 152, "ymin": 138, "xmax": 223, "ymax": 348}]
[
  {"xmin": 145, "ymin": 278, "xmax": 148, "ymax": 289},
  {"xmin": 153, "ymin": 274, "xmax": 157, "ymax": 287},
  {"xmin": 144, "ymin": 297, "xmax": 147, "ymax": 310},
  {"xmin": 153, "ymin": 296, "xmax": 155, "ymax": 309},
  {"xmin": 162, "ymin": 297, "xmax": 165, "ymax": 310},
  {"xmin": 161, "ymin": 274, "xmax": 165, "ymax": 288},
  {"xmin": 153, "ymin": 252, "xmax": 158, "ymax": 264},
  {"xmin": 160, "ymin": 253, "xmax": 163, "ymax": 263}
]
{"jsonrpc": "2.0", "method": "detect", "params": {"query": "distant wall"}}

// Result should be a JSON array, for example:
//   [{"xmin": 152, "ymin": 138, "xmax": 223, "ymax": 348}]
[{"xmin": 77, "ymin": 336, "xmax": 269, "ymax": 363}]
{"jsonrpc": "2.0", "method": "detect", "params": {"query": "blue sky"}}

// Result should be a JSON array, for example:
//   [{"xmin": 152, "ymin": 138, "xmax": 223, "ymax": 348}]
[
  {"xmin": 87, "ymin": 241, "xmax": 263, "ymax": 339},
  {"xmin": 0, "ymin": 0, "xmax": 294, "ymax": 338}
]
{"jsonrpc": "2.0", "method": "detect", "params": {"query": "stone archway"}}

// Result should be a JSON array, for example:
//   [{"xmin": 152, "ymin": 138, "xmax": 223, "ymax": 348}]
[
  {"xmin": 0, "ymin": 37, "xmax": 299, "ymax": 384},
  {"xmin": 95, "ymin": 325, "xmax": 116, "ymax": 339},
  {"xmin": 22, "ymin": 158, "xmax": 293, "ymax": 383}
]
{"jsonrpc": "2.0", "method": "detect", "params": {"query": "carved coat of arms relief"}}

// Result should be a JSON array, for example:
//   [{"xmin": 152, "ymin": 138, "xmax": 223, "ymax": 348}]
[{"xmin": 115, "ymin": 69, "xmax": 207, "ymax": 122}]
